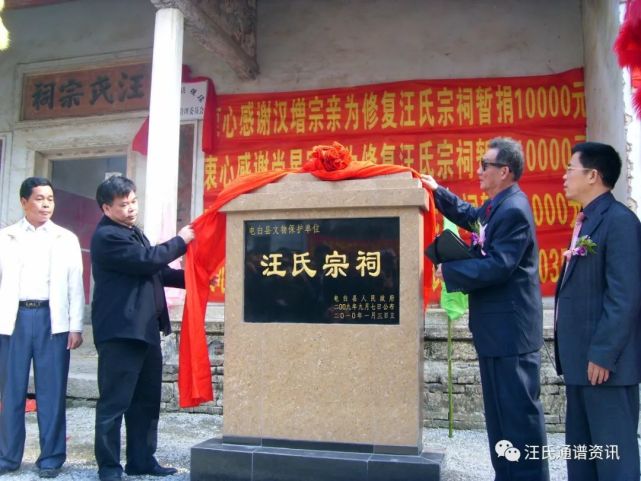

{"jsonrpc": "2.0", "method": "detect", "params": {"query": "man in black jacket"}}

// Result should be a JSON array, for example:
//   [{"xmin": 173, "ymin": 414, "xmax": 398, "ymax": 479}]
[{"xmin": 90, "ymin": 176, "xmax": 194, "ymax": 481}]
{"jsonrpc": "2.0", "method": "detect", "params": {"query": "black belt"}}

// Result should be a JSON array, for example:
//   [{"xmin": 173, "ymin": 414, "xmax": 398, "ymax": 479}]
[{"xmin": 18, "ymin": 300, "xmax": 49, "ymax": 309}]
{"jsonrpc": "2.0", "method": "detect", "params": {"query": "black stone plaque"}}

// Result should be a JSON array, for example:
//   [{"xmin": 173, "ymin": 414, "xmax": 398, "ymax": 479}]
[{"xmin": 244, "ymin": 217, "xmax": 400, "ymax": 324}]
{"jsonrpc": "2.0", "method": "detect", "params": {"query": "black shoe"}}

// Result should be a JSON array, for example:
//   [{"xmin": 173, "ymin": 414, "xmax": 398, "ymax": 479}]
[
  {"xmin": 98, "ymin": 473, "xmax": 122, "ymax": 481},
  {"xmin": 125, "ymin": 465, "xmax": 177, "ymax": 477},
  {"xmin": 98, "ymin": 474, "xmax": 122, "ymax": 481},
  {"xmin": 38, "ymin": 468, "xmax": 61, "ymax": 478}
]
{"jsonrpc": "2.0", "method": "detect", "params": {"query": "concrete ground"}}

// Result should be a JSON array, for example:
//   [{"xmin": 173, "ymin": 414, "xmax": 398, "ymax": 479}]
[
  {"xmin": 2, "ymin": 406, "xmax": 572, "ymax": 481},
  {"xmin": 14, "ymin": 326, "xmax": 624, "ymax": 480},
  {"xmin": 5, "ymin": 315, "xmax": 634, "ymax": 481}
]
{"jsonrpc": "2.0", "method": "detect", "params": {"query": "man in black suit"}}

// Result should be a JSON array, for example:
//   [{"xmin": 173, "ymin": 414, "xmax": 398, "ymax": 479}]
[
  {"xmin": 90, "ymin": 176, "xmax": 194, "ymax": 481},
  {"xmin": 422, "ymin": 138, "xmax": 548, "ymax": 481},
  {"xmin": 555, "ymin": 142, "xmax": 641, "ymax": 481}
]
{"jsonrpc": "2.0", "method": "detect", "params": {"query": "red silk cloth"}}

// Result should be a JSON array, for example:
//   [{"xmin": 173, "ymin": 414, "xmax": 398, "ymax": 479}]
[{"xmin": 178, "ymin": 161, "xmax": 436, "ymax": 407}]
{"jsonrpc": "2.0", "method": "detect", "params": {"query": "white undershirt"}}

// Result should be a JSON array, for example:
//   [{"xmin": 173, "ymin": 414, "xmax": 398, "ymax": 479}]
[{"xmin": 18, "ymin": 217, "xmax": 54, "ymax": 301}]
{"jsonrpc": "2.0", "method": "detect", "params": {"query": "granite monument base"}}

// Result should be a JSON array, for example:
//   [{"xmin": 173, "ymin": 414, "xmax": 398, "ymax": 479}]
[{"xmin": 191, "ymin": 437, "xmax": 444, "ymax": 481}]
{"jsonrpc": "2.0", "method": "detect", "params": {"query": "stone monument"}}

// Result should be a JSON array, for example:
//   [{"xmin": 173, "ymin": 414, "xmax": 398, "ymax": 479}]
[{"xmin": 191, "ymin": 171, "xmax": 444, "ymax": 481}]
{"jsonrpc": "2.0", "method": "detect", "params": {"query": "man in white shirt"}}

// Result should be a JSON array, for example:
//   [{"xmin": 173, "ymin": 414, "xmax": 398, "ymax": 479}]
[{"xmin": 0, "ymin": 177, "xmax": 84, "ymax": 479}]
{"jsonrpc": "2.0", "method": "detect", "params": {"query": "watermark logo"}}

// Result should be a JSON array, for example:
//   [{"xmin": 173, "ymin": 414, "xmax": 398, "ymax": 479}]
[
  {"xmin": 525, "ymin": 444, "xmax": 620, "ymax": 461},
  {"xmin": 496, "ymin": 440, "xmax": 620, "ymax": 462},
  {"xmin": 495, "ymin": 440, "xmax": 521, "ymax": 462}
]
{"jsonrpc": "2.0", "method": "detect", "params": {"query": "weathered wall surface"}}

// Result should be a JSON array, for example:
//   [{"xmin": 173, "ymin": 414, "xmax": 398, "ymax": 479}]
[
  {"xmin": 192, "ymin": 0, "xmax": 584, "ymax": 92},
  {"xmin": 1, "ymin": 0, "xmax": 584, "ymax": 124},
  {"xmin": 0, "ymin": 0, "xmax": 156, "ymax": 222},
  {"xmin": 0, "ymin": 0, "xmax": 156, "ymax": 132},
  {"xmin": 1, "ymin": 0, "xmax": 585, "ymax": 222}
]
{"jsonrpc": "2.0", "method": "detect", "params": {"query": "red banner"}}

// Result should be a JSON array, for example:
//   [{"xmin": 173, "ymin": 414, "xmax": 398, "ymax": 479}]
[{"xmin": 205, "ymin": 68, "xmax": 586, "ymax": 301}]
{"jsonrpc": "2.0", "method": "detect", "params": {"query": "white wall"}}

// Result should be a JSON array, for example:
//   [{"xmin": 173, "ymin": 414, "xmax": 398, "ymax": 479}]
[
  {"xmin": 0, "ymin": 0, "xmax": 157, "ymax": 221},
  {"xmin": 1, "ymin": 0, "xmax": 586, "ymax": 222},
  {"xmin": 0, "ymin": 0, "xmax": 586, "ymax": 126},
  {"xmin": 189, "ymin": 0, "xmax": 583, "ymax": 92},
  {"xmin": 0, "ymin": 0, "xmax": 156, "ymax": 131}
]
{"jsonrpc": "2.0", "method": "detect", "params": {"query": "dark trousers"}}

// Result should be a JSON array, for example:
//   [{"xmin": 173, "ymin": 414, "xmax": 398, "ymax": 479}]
[
  {"xmin": 94, "ymin": 339, "xmax": 162, "ymax": 479},
  {"xmin": 565, "ymin": 384, "xmax": 639, "ymax": 481},
  {"xmin": 478, "ymin": 351, "xmax": 549, "ymax": 481},
  {"xmin": 0, "ymin": 306, "xmax": 69, "ymax": 470}
]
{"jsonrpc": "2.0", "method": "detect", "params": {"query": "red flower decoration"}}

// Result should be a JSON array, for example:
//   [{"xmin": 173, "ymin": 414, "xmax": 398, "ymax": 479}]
[
  {"xmin": 303, "ymin": 142, "xmax": 352, "ymax": 172},
  {"xmin": 614, "ymin": 0, "xmax": 641, "ymax": 117}
]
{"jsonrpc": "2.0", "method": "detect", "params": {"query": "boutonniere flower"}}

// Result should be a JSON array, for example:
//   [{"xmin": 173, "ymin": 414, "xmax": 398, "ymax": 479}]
[
  {"xmin": 469, "ymin": 219, "xmax": 487, "ymax": 255},
  {"xmin": 468, "ymin": 219, "xmax": 485, "ymax": 245},
  {"xmin": 565, "ymin": 235, "xmax": 597, "ymax": 259}
]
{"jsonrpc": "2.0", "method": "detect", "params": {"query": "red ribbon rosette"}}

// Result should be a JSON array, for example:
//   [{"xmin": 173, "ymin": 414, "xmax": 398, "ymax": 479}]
[{"xmin": 303, "ymin": 141, "xmax": 352, "ymax": 172}]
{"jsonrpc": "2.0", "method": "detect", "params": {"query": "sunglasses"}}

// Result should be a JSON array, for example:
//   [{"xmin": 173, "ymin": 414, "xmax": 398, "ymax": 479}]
[{"xmin": 480, "ymin": 160, "xmax": 510, "ymax": 171}]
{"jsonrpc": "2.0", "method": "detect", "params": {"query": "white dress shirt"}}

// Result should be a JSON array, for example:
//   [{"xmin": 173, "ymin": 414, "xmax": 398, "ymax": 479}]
[
  {"xmin": 18, "ymin": 218, "xmax": 54, "ymax": 301},
  {"xmin": 0, "ymin": 218, "xmax": 84, "ymax": 335}
]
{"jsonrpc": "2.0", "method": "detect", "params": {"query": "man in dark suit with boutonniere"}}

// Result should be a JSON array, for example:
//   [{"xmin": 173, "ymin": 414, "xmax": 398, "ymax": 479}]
[
  {"xmin": 555, "ymin": 142, "xmax": 641, "ymax": 481},
  {"xmin": 422, "ymin": 137, "xmax": 548, "ymax": 481}
]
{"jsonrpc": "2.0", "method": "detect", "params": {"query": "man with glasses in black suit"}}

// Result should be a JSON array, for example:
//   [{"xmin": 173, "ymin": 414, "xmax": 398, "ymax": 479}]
[
  {"xmin": 422, "ymin": 137, "xmax": 548, "ymax": 481},
  {"xmin": 555, "ymin": 142, "xmax": 641, "ymax": 481}
]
